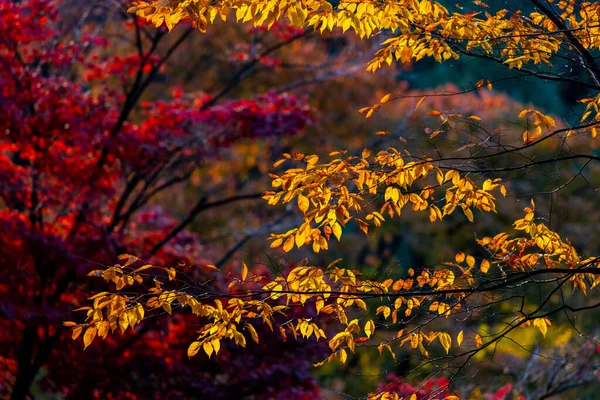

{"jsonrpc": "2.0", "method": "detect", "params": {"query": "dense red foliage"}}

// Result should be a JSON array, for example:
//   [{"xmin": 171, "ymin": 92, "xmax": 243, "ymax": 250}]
[
  {"xmin": 375, "ymin": 374, "xmax": 452, "ymax": 399},
  {"xmin": 0, "ymin": 1, "xmax": 317, "ymax": 398}
]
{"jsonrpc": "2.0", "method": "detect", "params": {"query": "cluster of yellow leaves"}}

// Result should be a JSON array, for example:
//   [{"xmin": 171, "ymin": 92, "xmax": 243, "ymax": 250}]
[
  {"xmin": 63, "ymin": 292, "xmax": 144, "ymax": 349},
  {"xmin": 128, "ymin": 0, "xmax": 600, "ymax": 140},
  {"xmin": 68, "ymin": 251, "xmax": 483, "ymax": 363},
  {"xmin": 518, "ymin": 109, "xmax": 557, "ymax": 143},
  {"xmin": 265, "ymin": 149, "xmax": 506, "ymax": 253},
  {"xmin": 479, "ymin": 200, "xmax": 599, "ymax": 296},
  {"xmin": 128, "ymin": 0, "xmax": 600, "ymax": 72},
  {"xmin": 578, "ymin": 94, "xmax": 600, "ymax": 138},
  {"xmin": 69, "ymin": 197, "xmax": 600, "ymax": 365}
]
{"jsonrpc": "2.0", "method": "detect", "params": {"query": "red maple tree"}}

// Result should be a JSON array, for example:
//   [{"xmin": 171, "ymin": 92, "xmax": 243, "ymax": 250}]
[{"xmin": 0, "ymin": 1, "xmax": 318, "ymax": 398}]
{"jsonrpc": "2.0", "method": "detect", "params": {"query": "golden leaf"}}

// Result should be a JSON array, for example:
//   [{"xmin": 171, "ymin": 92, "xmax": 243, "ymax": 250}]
[
  {"xmin": 132, "ymin": 264, "xmax": 153, "ymax": 274},
  {"xmin": 188, "ymin": 341, "xmax": 201, "ymax": 358},
  {"xmin": 298, "ymin": 194, "xmax": 309, "ymax": 213},
  {"xmin": 83, "ymin": 326, "xmax": 97, "ymax": 350},
  {"xmin": 364, "ymin": 320, "xmax": 375, "ymax": 338},
  {"xmin": 166, "ymin": 267, "xmax": 176, "ymax": 281},
  {"xmin": 439, "ymin": 332, "xmax": 452, "ymax": 354},
  {"xmin": 282, "ymin": 236, "xmax": 295, "ymax": 252},
  {"xmin": 480, "ymin": 259, "xmax": 490, "ymax": 273},
  {"xmin": 98, "ymin": 321, "xmax": 110, "ymax": 339},
  {"xmin": 241, "ymin": 263, "xmax": 248, "ymax": 281},
  {"xmin": 211, "ymin": 339, "xmax": 221, "ymax": 354},
  {"xmin": 72, "ymin": 326, "xmax": 83, "ymax": 340},
  {"xmin": 339, "ymin": 348, "xmax": 347, "ymax": 363},
  {"xmin": 475, "ymin": 333, "xmax": 482, "ymax": 348},
  {"xmin": 247, "ymin": 324, "xmax": 259, "ymax": 343},
  {"xmin": 466, "ymin": 255, "xmax": 475, "ymax": 269},
  {"xmin": 455, "ymin": 252, "xmax": 465, "ymax": 263},
  {"xmin": 203, "ymin": 342, "xmax": 214, "ymax": 358}
]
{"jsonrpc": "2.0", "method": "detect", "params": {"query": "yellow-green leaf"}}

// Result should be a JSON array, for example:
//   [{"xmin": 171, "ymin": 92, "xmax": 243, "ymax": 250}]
[
  {"xmin": 439, "ymin": 332, "xmax": 451, "ymax": 354},
  {"xmin": 364, "ymin": 320, "xmax": 375, "ymax": 339}
]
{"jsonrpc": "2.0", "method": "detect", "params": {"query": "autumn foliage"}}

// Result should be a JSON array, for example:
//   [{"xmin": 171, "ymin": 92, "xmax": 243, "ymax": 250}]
[
  {"xmin": 1, "ymin": 0, "xmax": 318, "ymax": 398},
  {"xmin": 4, "ymin": 0, "xmax": 600, "ymax": 399}
]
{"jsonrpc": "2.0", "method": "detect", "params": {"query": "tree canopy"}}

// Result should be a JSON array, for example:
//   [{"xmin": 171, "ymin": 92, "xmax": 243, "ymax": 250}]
[{"xmin": 3, "ymin": 0, "xmax": 600, "ymax": 399}]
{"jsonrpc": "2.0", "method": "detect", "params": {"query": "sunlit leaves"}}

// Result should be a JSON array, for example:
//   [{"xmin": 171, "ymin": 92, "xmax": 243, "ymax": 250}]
[
  {"xmin": 187, "ymin": 341, "xmax": 202, "ymax": 358},
  {"xmin": 439, "ymin": 332, "xmax": 452, "ymax": 354},
  {"xmin": 480, "ymin": 259, "xmax": 490, "ymax": 274},
  {"xmin": 364, "ymin": 320, "xmax": 375, "ymax": 338},
  {"xmin": 265, "ymin": 149, "xmax": 505, "ymax": 253},
  {"xmin": 83, "ymin": 327, "xmax": 97, "ymax": 350},
  {"xmin": 519, "ymin": 109, "xmax": 557, "ymax": 143},
  {"xmin": 474, "ymin": 333, "xmax": 483, "ymax": 349},
  {"xmin": 70, "ymin": 198, "xmax": 600, "ymax": 378}
]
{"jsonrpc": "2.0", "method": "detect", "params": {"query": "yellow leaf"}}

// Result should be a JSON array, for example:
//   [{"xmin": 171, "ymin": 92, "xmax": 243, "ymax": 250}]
[
  {"xmin": 455, "ymin": 252, "xmax": 465, "ymax": 263},
  {"xmin": 204, "ymin": 264, "xmax": 219, "ymax": 271},
  {"xmin": 463, "ymin": 207, "xmax": 474, "ymax": 222},
  {"xmin": 534, "ymin": 318, "xmax": 548, "ymax": 336},
  {"xmin": 414, "ymin": 96, "xmax": 426, "ymax": 112},
  {"xmin": 211, "ymin": 339, "xmax": 221, "ymax": 354},
  {"xmin": 466, "ymin": 255, "xmax": 475, "ymax": 269},
  {"xmin": 298, "ymin": 194, "xmax": 309, "ymax": 213},
  {"xmin": 98, "ymin": 320, "xmax": 110, "ymax": 339},
  {"xmin": 364, "ymin": 320, "xmax": 375, "ymax": 338},
  {"xmin": 247, "ymin": 324, "xmax": 259, "ymax": 343},
  {"xmin": 132, "ymin": 264, "xmax": 153, "ymax": 274},
  {"xmin": 339, "ymin": 348, "xmax": 347, "ymax": 363},
  {"xmin": 439, "ymin": 332, "xmax": 452, "ymax": 353},
  {"xmin": 380, "ymin": 93, "xmax": 392, "ymax": 104},
  {"xmin": 332, "ymin": 222, "xmax": 342, "ymax": 241},
  {"xmin": 188, "ymin": 341, "xmax": 201, "ymax": 358},
  {"xmin": 316, "ymin": 299, "xmax": 325, "ymax": 314},
  {"xmin": 72, "ymin": 326, "xmax": 83, "ymax": 340},
  {"xmin": 282, "ymin": 236, "xmax": 295, "ymax": 252},
  {"xmin": 241, "ymin": 263, "xmax": 248, "ymax": 281},
  {"xmin": 166, "ymin": 267, "xmax": 176, "ymax": 281},
  {"xmin": 475, "ymin": 333, "xmax": 482, "ymax": 348},
  {"xmin": 480, "ymin": 259, "xmax": 490, "ymax": 273},
  {"xmin": 203, "ymin": 341, "xmax": 214, "ymax": 358},
  {"xmin": 273, "ymin": 159, "xmax": 287, "ymax": 168},
  {"xmin": 270, "ymin": 238, "xmax": 283, "ymax": 249},
  {"xmin": 400, "ymin": 46, "xmax": 413, "ymax": 64},
  {"xmin": 500, "ymin": 185, "xmax": 507, "ymax": 197},
  {"xmin": 457, "ymin": 330, "xmax": 463, "ymax": 346},
  {"xmin": 83, "ymin": 326, "xmax": 97, "ymax": 349},
  {"xmin": 119, "ymin": 312, "xmax": 129, "ymax": 333}
]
